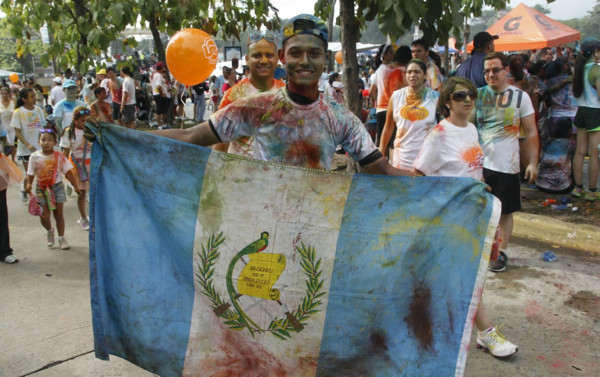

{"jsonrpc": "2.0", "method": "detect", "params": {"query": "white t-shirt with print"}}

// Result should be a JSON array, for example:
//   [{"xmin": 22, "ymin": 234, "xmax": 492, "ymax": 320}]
[
  {"xmin": 475, "ymin": 85, "xmax": 534, "ymax": 174},
  {"xmin": 11, "ymin": 106, "xmax": 46, "ymax": 157},
  {"xmin": 413, "ymin": 119, "xmax": 484, "ymax": 180},
  {"xmin": 59, "ymin": 128, "xmax": 92, "ymax": 160},
  {"xmin": 389, "ymin": 87, "xmax": 439, "ymax": 170},
  {"xmin": 27, "ymin": 150, "xmax": 73, "ymax": 186}
]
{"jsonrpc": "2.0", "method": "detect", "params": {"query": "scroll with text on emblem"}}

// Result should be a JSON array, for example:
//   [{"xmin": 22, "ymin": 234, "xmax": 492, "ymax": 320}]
[{"xmin": 238, "ymin": 253, "xmax": 286, "ymax": 300}]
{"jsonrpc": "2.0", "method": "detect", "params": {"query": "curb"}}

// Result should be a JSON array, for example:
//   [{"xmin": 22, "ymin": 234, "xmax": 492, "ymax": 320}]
[{"xmin": 513, "ymin": 212, "xmax": 599, "ymax": 253}]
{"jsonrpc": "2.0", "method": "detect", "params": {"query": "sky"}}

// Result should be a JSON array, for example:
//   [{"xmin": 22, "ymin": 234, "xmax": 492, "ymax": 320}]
[{"xmin": 270, "ymin": 0, "xmax": 591, "ymax": 22}]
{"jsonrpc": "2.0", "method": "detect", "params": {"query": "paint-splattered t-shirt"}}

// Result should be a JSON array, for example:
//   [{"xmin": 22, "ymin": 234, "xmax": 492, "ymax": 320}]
[
  {"xmin": 218, "ymin": 78, "xmax": 286, "ymax": 158},
  {"xmin": 475, "ymin": 85, "xmax": 534, "ymax": 174},
  {"xmin": 535, "ymin": 138, "xmax": 576, "ymax": 192},
  {"xmin": 27, "ymin": 150, "xmax": 73, "ymax": 187},
  {"xmin": 413, "ymin": 119, "xmax": 484, "ymax": 180},
  {"xmin": 372, "ymin": 64, "xmax": 405, "ymax": 113},
  {"xmin": 389, "ymin": 87, "xmax": 439, "ymax": 170},
  {"xmin": 209, "ymin": 88, "xmax": 379, "ymax": 170}
]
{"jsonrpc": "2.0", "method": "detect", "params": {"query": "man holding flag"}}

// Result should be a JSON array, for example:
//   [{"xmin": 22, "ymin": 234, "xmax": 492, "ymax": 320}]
[{"xmin": 154, "ymin": 15, "xmax": 412, "ymax": 176}]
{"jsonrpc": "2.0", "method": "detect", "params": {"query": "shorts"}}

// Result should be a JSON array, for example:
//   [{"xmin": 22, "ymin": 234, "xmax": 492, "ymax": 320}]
[
  {"xmin": 154, "ymin": 95, "xmax": 171, "ymax": 115},
  {"xmin": 36, "ymin": 181, "xmax": 67, "ymax": 206},
  {"xmin": 17, "ymin": 155, "xmax": 30, "ymax": 162},
  {"xmin": 121, "ymin": 104, "xmax": 136, "ymax": 123},
  {"xmin": 574, "ymin": 106, "xmax": 600, "ymax": 132},
  {"xmin": 112, "ymin": 102, "xmax": 122, "ymax": 123},
  {"xmin": 483, "ymin": 168, "xmax": 521, "ymax": 215}
]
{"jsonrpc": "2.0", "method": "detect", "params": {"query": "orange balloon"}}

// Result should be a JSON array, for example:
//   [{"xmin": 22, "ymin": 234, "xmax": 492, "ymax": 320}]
[
  {"xmin": 166, "ymin": 28, "xmax": 218, "ymax": 86},
  {"xmin": 9, "ymin": 73, "xmax": 18, "ymax": 83},
  {"xmin": 335, "ymin": 51, "xmax": 343, "ymax": 64}
]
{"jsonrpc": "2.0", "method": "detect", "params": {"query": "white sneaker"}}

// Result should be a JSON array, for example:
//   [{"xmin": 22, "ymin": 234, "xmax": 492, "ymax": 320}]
[
  {"xmin": 77, "ymin": 217, "xmax": 90, "ymax": 231},
  {"xmin": 476, "ymin": 326, "xmax": 518, "ymax": 358},
  {"xmin": 58, "ymin": 236, "xmax": 70, "ymax": 250}
]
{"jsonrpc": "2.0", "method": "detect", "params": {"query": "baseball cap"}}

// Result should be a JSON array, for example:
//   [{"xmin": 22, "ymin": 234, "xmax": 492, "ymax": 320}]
[
  {"xmin": 62, "ymin": 79, "xmax": 77, "ymax": 89},
  {"xmin": 53, "ymin": 77, "xmax": 62, "ymax": 84},
  {"xmin": 473, "ymin": 32, "xmax": 499, "ymax": 49},
  {"xmin": 97, "ymin": 68, "xmax": 107, "ymax": 75},
  {"xmin": 156, "ymin": 61, "xmax": 165, "ymax": 70},
  {"xmin": 283, "ymin": 14, "xmax": 328, "ymax": 45},
  {"xmin": 332, "ymin": 81, "xmax": 344, "ymax": 89},
  {"xmin": 581, "ymin": 37, "xmax": 600, "ymax": 55}
]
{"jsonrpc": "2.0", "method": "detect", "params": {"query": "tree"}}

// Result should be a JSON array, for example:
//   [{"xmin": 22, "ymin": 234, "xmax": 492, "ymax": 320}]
[
  {"xmin": 136, "ymin": 0, "xmax": 281, "ymax": 69},
  {"xmin": 0, "ymin": 0, "xmax": 137, "ymax": 73},
  {"xmin": 532, "ymin": 4, "xmax": 551, "ymax": 14}
]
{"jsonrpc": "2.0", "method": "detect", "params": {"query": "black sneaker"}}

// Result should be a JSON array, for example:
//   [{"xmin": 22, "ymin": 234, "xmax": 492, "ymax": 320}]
[{"xmin": 489, "ymin": 251, "xmax": 508, "ymax": 272}]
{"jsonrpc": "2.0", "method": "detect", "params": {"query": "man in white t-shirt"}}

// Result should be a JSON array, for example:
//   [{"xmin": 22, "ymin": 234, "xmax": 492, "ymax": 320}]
[
  {"xmin": 49, "ymin": 77, "xmax": 66, "ymax": 106},
  {"xmin": 120, "ymin": 66, "xmax": 137, "ymax": 129},
  {"xmin": 151, "ymin": 62, "xmax": 171, "ymax": 129},
  {"xmin": 473, "ymin": 52, "xmax": 539, "ymax": 272}
]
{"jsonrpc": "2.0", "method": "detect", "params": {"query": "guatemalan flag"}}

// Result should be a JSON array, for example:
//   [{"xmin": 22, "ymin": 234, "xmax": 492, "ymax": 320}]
[{"xmin": 88, "ymin": 124, "xmax": 500, "ymax": 377}]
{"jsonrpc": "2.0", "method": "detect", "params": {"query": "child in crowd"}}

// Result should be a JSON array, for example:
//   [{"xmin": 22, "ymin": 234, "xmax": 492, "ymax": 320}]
[
  {"xmin": 25, "ymin": 128, "xmax": 81, "ymax": 249},
  {"xmin": 90, "ymin": 87, "xmax": 114, "ymax": 124},
  {"xmin": 60, "ymin": 106, "xmax": 92, "ymax": 230},
  {"xmin": 414, "ymin": 77, "xmax": 518, "ymax": 358},
  {"xmin": 535, "ymin": 117, "xmax": 576, "ymax": 194}
]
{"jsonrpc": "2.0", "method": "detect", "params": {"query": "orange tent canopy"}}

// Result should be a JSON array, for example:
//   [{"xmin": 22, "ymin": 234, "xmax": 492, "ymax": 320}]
[{"xmin": 467, "ymin": 3, "xmax": 581, "ymax": 52}]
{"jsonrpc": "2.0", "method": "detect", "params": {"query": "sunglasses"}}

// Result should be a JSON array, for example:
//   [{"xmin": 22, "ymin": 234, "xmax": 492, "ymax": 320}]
[
  {"xmin": 76, "ymin": 109, "xmax": 91, "ymax": 116},
  {"xmin": 450, "ymin": 90, "xmax": 477, "ymax": 102},
  {"xmin": 483, "ymin": 67, "xmax": 505, "ymax": 75},
  {"xmin": 247, "ymin": 32, "xmax": 278, "ymax": 46},
  {"xmin": 40, "ymin": 129, "xmax": 55, "ymax": 134}
]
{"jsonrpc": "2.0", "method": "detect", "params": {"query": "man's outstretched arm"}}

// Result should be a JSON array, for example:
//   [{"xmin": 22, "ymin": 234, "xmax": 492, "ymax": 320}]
[
  {"xmin": 151, "ymin": 121, "xmax": 221, "ymax": 147},
  {"xmin": 361, "ymin": 157, "xmax": 415, "ymax": 176}
]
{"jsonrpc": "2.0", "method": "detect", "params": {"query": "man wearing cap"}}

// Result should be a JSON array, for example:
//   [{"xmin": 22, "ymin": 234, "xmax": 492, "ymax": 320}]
[
  {"xmin": 153, "ymin": 14, "xmax": 412, "ymax": 176},
  {"xmin": 212, "ymin": 30, "xmax": 285, "ymax": 157},
  {"xmin": 50, "ymin": 77, "xmax": 66, "ymax": 107},
  {"xmin": 54, "ymin": 79, "xmax": 86, "ymax": 133},
  {"xmin": 456, "ymin": 32, "xmax": 499, "ymax": 88},
  {"xmin": 151, "ymin": 62, "xmax": 171, "ymax": 129}
]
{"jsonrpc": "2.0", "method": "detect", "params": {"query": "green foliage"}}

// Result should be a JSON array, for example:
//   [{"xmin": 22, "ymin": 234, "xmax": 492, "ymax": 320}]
[{"xmin": 1, "ymin": 0, "xmax": 280, "ymax": 74}]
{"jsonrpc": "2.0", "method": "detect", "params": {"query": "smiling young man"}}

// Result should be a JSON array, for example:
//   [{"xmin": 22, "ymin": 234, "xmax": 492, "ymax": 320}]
[
  {"xmin": 153, "ymin": 14, "xmax": 412, "ymax": 176},
  {"xmin": 474, "ymin": 52, "xmax": 539, "ymax": 272},
  {"xmin": 212, "ymin": 31, "xmax": 285, "ymax": 156}
]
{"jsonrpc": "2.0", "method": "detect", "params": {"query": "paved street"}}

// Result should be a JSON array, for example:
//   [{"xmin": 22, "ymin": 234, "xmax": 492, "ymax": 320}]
[{"xmin": 1, "ymin": 176, "xmax": 598, "ymax": 377}]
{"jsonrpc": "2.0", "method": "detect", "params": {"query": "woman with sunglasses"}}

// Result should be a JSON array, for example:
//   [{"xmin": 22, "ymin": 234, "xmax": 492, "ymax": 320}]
[
  {"xmin": 59, "ymin": 106, "xmax": 92, "ymax": 230},
  {"xmin": 413, "ymin": 77, "xmax": 518, "ymax": 358},
  {"xmin": 379, "ymin": 59, "xmax": 439, "ymax": 170}
]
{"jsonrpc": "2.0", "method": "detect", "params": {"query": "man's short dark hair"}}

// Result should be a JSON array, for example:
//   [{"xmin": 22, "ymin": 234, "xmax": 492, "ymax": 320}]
[
  {"xmin": 93, "ymin": 86, "xmax": 106, "ymax": 96},
  {"xmin": 484, "ymin": 52, "xmax": 509, "ymax": 67},
  {"xmin": 106, "ymin": 66, "xmax": 115, "ymax": 73},
  {"xmin": 411, "ymin": 38, "xmax": 429, "ymax": 50},
  {"xmin": 121, "ymin": 66, "xmax": 132, "ymax": 76}
]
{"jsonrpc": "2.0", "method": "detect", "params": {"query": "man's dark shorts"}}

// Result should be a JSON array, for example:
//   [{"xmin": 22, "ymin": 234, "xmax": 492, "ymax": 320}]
[
  {"xmin": 483, "ymin": 168, "xmax": 521, "ymax": 215},
  {"xmin": 574, "ymin": 106, "xmax": 600, "ymax": 132},
  {"xmin": 154, "ymin": 95, "xmax": 170, "ymax": 115},
  {"xmin": 121, "ymin": 104, "xmax": 136, "ymax": 123},
  {"xmin": 112, "ymin": 102, "xmax": 122, "ymax": 122}
]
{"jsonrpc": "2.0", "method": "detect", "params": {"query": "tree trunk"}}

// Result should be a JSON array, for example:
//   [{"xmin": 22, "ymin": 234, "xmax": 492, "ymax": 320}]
[
  {"xmin": 339, "ymin": 0, "xmax": 360, "ymax": 118},
  {"xmin": 149, "ymin": 13, "xmax": 166, "ymax": 65},
  {"xmin": 326, "ymin": 0, "xmax": 337, "ymax": 73}
]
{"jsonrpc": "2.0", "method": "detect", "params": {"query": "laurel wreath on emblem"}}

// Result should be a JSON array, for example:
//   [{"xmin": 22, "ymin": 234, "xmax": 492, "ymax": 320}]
[{"xmin": 196, "ymin": 232, "xmax": 325, "ymax": 339}]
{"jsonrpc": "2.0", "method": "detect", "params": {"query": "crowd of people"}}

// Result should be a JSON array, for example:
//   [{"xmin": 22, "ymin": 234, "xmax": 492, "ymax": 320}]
[{"xmin": 1, "ymin": 11, "xmax": 598, "ymax": 366}]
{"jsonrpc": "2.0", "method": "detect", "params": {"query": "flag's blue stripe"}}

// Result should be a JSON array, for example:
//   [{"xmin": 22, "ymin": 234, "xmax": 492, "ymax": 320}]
[
  {"xmin": 317, "ymin": 175, "xmax": 493, "ymax": 376},
  {"xmin": 89, "ymin": 124, "xmax": 208, "ymax": 376}
]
